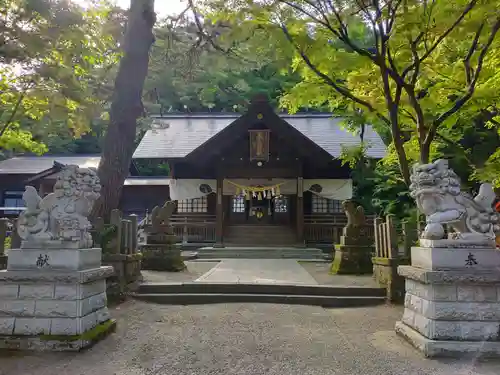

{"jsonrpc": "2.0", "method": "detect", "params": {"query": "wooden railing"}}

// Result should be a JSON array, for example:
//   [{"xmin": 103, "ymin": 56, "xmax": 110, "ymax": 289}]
[
  {"xmin": 170, "ymin": 214, "xmax": 216, "ymax": 243},
  {"xmin": 304, "ymin": 214, "xmax": 375, "ymax": 244},
  {"xmin": 372, "ymin": 215, "xmax": 418, "ymax": 302},
  {"xmin": 374, "ymin": 215, "xmax": 418, "ymax": 259}
]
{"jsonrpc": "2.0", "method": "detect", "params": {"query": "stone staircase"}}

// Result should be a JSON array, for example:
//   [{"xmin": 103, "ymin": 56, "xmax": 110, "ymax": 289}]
[
  {"xmin": 224, "ymin": 225, "xmax": 297, "ymax": 246},
  {"xmin": 131, "ymin": 282, "xmax": 386, "ymax": 307}
]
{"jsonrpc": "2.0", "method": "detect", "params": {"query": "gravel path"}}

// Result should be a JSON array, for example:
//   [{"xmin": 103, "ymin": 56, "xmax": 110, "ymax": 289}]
[
  {"xmin": 141, "ymin": 261, "xmax": 218, "ymax": 283},
  {"xmin": 299, "ymin": 262, "xmax": 380, "ymax": 287},
  {"xmin": 1, "ymin": 301, "xmax": 500, "ymax": 375}
]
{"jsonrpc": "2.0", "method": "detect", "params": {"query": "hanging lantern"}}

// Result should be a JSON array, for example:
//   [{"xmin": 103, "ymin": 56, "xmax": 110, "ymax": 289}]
[
  {"xmin": 276, "ymin": 185, "xmax": 281, "ymax": 196},
  {"xmin": 257, "ymin": 192, "xmax": 262, "ymax": 200}
]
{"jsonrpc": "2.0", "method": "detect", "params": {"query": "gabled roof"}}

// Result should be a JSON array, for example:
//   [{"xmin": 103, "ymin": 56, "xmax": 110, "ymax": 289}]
[
  {"xmin": 0, "ymin": 155, "xmax": 101, "ymax": 174},
  {"xmin": 133, "ymin": 113, "xmax": 386, "ymax": 159}
]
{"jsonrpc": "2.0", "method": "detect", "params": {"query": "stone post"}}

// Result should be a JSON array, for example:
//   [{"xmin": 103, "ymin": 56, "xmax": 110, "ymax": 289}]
[
  {"xmin": 129, "ymin": 214, "xmax": 138, "ymax": 253},
  {"xmin": 10, "ymin": 219, "xmax": 21, "ymax": 249},
  {"xmin": 109, "ymin": 209, "xmax": 122, "ymax": 254},
  {"xmin": 0, "ymin": 218, "xmax": 8, "ymax": 269}
]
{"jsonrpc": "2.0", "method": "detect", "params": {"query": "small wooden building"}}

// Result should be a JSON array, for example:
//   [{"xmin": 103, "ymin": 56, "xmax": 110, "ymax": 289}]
[{"xmin": 133, "ymin": 96, "xmax": 385, "ymax": 246}]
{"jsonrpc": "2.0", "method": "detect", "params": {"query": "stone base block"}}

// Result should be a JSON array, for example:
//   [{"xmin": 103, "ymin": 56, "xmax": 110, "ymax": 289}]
[
  {"xmin": 141, "ymin": 244, "xmax": 186, "ymax": 272},
  {"xmin": 7, "ymin": 248, "xmax": 102, "ymax": 271},
  {"xmin": 397, "ymin": 262, "xmax": 500, "ymax": 357},
  {"xmin": 410, "ymin": 246, "xmax": 500, "ymax": 271},
  {"xmin": 395, "ymin": 321, "xmax": 500, "ymax": 358},
  {"xmin": 330, "ymin": 245, "xmax": 373, "ymax": 275},
  {"xmin": 0, "ymin": 319, "xmax": 116, "ymax": 352}
]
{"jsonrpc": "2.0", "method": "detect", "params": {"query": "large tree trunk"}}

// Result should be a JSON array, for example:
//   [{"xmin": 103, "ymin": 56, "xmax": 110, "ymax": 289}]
[{"xmin": 91, "ymin": 0, "xmax": 156, "ymax": 220}]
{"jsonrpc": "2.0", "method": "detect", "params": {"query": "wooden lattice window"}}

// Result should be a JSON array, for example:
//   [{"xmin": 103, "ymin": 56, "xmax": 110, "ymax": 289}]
[
  {"xmin": 330, "ymin": 200, "xmax": 343, "ymax": 213},
  {"xmin": 312, "ymin": 195, "xmax": 343, "ymax": 214},
  {"xmin": 232, "ymin": 196, "xmax": 246, "ymax": 213},
  {"xmin": 177, "ymin": 196, "xmax": 208, "ymax": 213},
  {"xmin": 311, "ymin": 194, "xmax": 329, "ymax": 213},
  {"xmin": 274, "ymin": 196, "xmax": 288, "ymax": 213}
]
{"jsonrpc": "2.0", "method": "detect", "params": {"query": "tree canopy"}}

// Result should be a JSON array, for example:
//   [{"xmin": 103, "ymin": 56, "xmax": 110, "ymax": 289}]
[
  {"xmin": 0, "ymin": 0, "xmax": 124, "ymax": 157},
  {"xmin": 199, "ymin": 0, "xmax": 500, "ymax": 186}
]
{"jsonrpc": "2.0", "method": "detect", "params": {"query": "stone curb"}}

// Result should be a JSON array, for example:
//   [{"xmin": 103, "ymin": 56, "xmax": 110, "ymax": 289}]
[
  {"xmin": 131, "ymin": 293, "xmax": 386, "ymax": 307},
  {"xmin": 136, "ymin": 282, "xmax": 386, "ymax": 297}
]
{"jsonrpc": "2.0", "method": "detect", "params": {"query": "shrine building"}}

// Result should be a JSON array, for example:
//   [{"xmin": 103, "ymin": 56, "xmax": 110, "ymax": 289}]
[
  {"xmin": 0, "ymin": 96, "xmax": 386, "ymax": 248},
  {"xmin": 131, "ymin": 96, "xmax": 386, "ymax": 247}
]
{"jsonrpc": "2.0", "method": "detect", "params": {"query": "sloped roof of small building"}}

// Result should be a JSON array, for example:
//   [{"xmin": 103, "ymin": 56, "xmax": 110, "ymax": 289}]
[
  {"xmin": 133, "ymin": 113, "xmax": 386, "ymax": 159},
  {"xmin": 0, "ymin": 155, "xmax": 101, "ymax": 174}
]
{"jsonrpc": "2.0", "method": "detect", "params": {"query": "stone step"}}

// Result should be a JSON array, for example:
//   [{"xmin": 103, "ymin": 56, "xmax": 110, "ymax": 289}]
[
  {"xmin": 131, "ymin": 293, "xmax": 386, "ymax": 307},
  {"xmin": 137, "ymin": 282, "xmax": 386, "ymax": 297},
  {"xmin": 196, "ymin": 247, "xmax": 325, "ymax": 259},
  {"xmin": 197, "ymin": 253, "xmax": 324, "ymax": 260}
]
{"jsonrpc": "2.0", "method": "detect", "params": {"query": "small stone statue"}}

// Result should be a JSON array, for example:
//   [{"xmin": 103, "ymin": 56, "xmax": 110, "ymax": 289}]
[
  {"xmin": 150, "ymin": 201, "xmax": 176, "ymax": 234},
  {"xmin": 342, "ymin": 199, "xmax": 367, "ymax": 238},
  {"xmin": 17, "ymin": 186, "xmax": 51, "ymax": 241},
  {"xmin": 410, "ymin": 159, "xmax": 500, "ymax": 246},
  {"xmin": 17, "ymin": 165, "xmax": 101, "ymax": 248}
]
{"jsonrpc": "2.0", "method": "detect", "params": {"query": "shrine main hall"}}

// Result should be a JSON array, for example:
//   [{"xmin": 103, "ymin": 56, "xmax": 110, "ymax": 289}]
[{"xmin": 131, "ymin": 96, "xmax": 386, "ymax": 248}]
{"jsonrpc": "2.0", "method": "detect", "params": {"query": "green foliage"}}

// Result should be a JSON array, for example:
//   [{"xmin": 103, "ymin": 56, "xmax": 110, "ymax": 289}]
[
  {"xmin": 143, "ymin": 18, "xmax": 300, "ymax": 112},
  {"xmin": 4, "ymin": 235, "xmax": 11, "ymax": 250},
  {"xmin": 91, "ymin": 224, "xmax": 117, "ymax": 253},
  {"xmin": 134, "ymin": 159, "xmax": 170, "ymax": 176},
  {"xmin": 0, "ymin": 0, "xmax": 124, "ymax": 155},
  {"xmin": 201, "ymin": 0, "xmax": 500, "ymax": 186}
]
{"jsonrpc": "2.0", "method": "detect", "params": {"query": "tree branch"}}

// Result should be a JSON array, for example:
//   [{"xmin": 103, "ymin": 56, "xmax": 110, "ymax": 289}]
[
  {"xmin": 0, "ymin": 81, "xmax": 34, "ymax": 137},
  {"xmin": 401, "ymin": 0, "xmax": 478, "ymax": 79},
  {"xmin": 280, "ymin": 23, "xmax": 391, "ymax": 126},
  {"xmin": 186, "ymin": 0, "xmax": 257, "ymax": 64},
  {"xmin": 424, "ymin": 17, "xmax": 500, "ymax": 147}
]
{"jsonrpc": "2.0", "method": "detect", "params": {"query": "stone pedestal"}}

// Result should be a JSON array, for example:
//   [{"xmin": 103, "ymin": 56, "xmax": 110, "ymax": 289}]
[
  {"xmin": 0, "ymin": 247, "xmax": 116, "ymax": 351},
  {"xmin": 141, "ymin": 233, "xmax": 186, "ymax": 272},
  {"xmin": 330, "ymin": 237, "xmax": 373, "ymax": 275},
  {"xmin": 0, "ymin": 254, "xmax": 7, "ymax": 270},
  {"xmin": 396, "ymin": 246, "xmax": 500, "ymax": 358},
  {"xmin": 102, "ymin": 253, "xmax": 143, "ymax": 299}
]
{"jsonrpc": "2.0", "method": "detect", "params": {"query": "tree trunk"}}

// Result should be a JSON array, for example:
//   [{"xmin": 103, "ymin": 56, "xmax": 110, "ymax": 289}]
[
  {"xmin": 420, "ymin": 142, "xmax": 431, "ymax": 165},
  {"xmin": 91, "ymin": 0, "xmax": 156, "ymax": 221}
]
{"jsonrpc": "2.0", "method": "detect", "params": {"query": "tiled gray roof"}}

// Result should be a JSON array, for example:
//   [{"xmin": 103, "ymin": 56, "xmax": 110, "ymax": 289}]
[
  {"xmin": 133, "ymin": 114, "xmax": 386, "ymax": 159},
  {"xmin": 0, "ymin": 155, "xmax": 101, "ymax": 174}
]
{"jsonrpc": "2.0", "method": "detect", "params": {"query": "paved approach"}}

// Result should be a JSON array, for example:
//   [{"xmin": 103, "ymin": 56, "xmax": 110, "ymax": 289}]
[
  {"xmin": 2, "ymin": 301, "xmax": 499, "ymax": 375},
  {"xmin": 195, "ymin": 259, "xmax": 319, "ymax": 284}
]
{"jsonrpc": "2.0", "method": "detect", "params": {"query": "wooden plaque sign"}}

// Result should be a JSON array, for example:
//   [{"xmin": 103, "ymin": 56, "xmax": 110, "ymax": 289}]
[{"xmin": 249, "ymin": 129, "xmax": 270, "ymax": 161}]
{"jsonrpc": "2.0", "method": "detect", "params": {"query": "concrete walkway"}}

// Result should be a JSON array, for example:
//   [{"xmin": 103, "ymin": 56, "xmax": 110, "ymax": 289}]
[{"xmin": 195, "ymin": 259, "xmax": 319, "ymax": 284}]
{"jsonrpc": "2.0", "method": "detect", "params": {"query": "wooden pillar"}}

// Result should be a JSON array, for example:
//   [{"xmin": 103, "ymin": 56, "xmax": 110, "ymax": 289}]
[
  {"xmin": 296, "ymin": 177, "xmax": 305, "ymax": 247},
  {"xmin": 214, "ymin": 177, "xmax": 224, "ymax": 248}
]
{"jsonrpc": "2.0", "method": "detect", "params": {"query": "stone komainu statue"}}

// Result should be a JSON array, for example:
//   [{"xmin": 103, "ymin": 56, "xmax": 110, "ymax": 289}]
[
  {"xmin": 150, "ymin": 201, "xmax": 176, "ymax": 234},
  {"xmin": 410, "ymin": 159, "xmax": 500, "ymax": 243},
  {"xmin": 342, "ymin": 199, "xmax": 367, "ymax": 238},
  {"xmin": 17, "ymin": 165, "xmax": 101, "ymax": 248}
]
